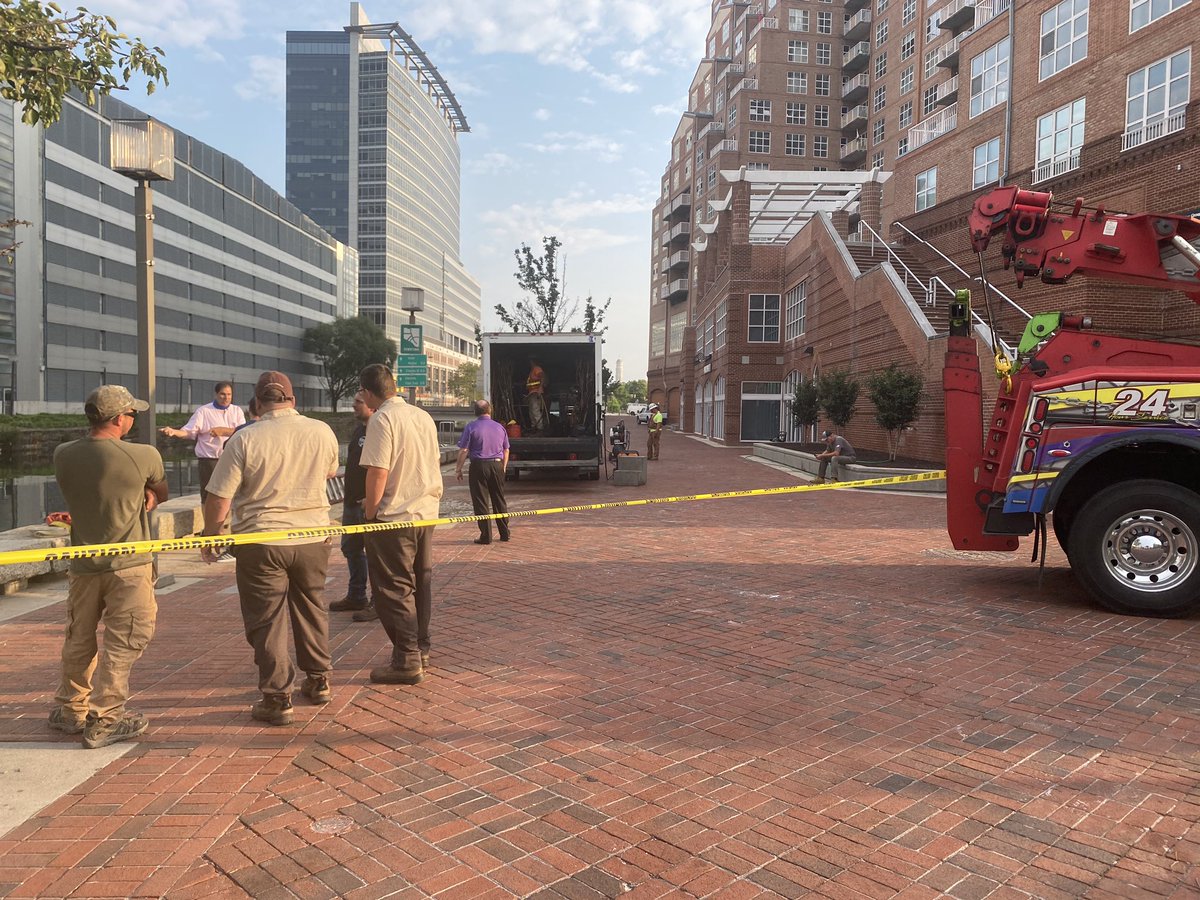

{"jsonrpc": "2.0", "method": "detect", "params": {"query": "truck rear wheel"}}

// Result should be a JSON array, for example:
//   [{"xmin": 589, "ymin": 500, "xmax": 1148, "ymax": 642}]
[{"xmin": 1067, "ymin": 479, "xmax": 1200, "ymax": 617}]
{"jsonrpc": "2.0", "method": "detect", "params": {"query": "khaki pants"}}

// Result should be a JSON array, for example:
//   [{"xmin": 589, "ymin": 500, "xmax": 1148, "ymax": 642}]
[
  {"xmin": 364, "ymin": 526, "xmax": 433, "ymax": 672},
  {"xmin": 647, "ymin": 430, "xmax": 662, "ymax": 460},
  {"xmin": 233, "ymin": 542, "xmax": 332, "ymax": 695},
  {"xmin": 55, "ymin": 564, "xmax": 156, "ymax": 725}
]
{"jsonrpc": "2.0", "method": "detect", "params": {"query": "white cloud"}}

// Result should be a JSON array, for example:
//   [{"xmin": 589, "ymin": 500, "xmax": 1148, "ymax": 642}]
[
  {"xmin": 524, "ymin": 131, "xmax": 625, "ymax": 163},
  {"xmin": 464, "ymin": 151, "xmax": 519, "ymax": 176},
  {"xmin": 97, "ymin": 0, "xmax": 248, "ymax": 59},
  {"xmin": 234, "ymin": 55, "xmax": 286, "ymax": 103},
  {"xmin": 479, "ymin": 189, "xmax": 655, "ymax": 255},
  {"xmin": 533, "ymin": 108, "xmax": 552, "ymax": 121},
  {"xmin": 651, "ymin": 96, "xmax": 686, "ymax": 116},
  {"xmin": 613, "ymin": 48, "xmax": 661, "ymax": 76}
]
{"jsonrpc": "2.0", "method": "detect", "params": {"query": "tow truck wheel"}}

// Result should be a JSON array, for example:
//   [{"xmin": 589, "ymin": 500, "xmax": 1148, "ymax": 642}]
[{"xmin": 1067, "ymin": 479, "xmax": 1200, "ymax": 617}]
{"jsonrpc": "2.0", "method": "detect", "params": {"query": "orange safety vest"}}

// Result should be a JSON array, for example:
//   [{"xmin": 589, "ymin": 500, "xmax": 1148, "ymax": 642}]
[{"xmin": 526, "ymin": 365, "xmax": 545, "ymax": 395}]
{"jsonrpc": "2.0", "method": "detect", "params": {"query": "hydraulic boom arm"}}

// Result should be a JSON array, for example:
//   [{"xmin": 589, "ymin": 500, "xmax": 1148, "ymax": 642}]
[{"xmin": 968, "ymin": 186, "xmax": 1200, "ymax": 299}]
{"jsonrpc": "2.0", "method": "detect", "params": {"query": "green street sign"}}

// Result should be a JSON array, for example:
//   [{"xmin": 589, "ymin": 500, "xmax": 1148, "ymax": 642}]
[
  {"xmin": 400, "ymin": 324, "xmax": 423, "ymax": 355},
  {"xmin": 395, "ymin": 353, "xmax": 427, "ymax": 388}
]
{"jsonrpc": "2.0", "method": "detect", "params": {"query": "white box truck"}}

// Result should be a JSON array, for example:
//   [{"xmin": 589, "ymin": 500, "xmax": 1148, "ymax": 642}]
[{"xmin": 481, "ymin": 332, "xmax": 604, "ymax": 481}]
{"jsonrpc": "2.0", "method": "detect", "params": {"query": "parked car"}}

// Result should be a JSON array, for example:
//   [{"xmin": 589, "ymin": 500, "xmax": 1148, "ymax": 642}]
[{"xmin": 636, "ymin": 408, "xmax": 668, "ymax": 426}]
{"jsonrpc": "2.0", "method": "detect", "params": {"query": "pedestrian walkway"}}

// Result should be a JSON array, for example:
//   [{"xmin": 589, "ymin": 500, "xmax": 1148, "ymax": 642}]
[{"xmin": 1, "ymin": 425, "xmax": 1199, "ymax": 898}]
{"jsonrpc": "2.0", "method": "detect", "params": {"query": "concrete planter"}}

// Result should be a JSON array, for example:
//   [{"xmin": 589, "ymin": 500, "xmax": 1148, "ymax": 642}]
[{"xmin": 753, "ymin": 443, "xmax": 944, "ymax": 493}]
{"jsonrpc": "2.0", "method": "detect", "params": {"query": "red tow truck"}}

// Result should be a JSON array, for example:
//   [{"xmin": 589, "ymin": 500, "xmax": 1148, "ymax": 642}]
[{"xmin": 945, "ymin": 186, "xmax": 1200, "ymax": 616}]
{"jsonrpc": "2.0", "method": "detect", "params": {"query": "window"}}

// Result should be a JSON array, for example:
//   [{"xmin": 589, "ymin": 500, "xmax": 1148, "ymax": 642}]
[
  {"xmin": 785, "ymin": 133, "xmax": 806, "ymax": 155},
  {"xmin": 898, "ymin": 99, "xmax": 913, "ymax": 128},
  {"xmin": 970, "ymin": 37, "xmax": 1010, "ymax": 117},
  {"xmin": 1040, "ymin": 0, "xmax": 1088, "ymax": 81},
  {"xmin": 790, "ymin": 9, "xmax": 809, "ymax": 31},
  {"xmin": 728, "ymin": 103, "xmax": 738, "ymax": 125},
  {"xmin": 916, "ymin": 166, "xmax": 937, "ymax": 211},
  {"xmin": 786, "ymin": 101, "xmax": 806, "ymax": 124},
  {"xmin": 749, "ymin": 129, "xmax": 771, "ymax": 153},
  {"xmin": 875, "ymin": 52, "xmax": 888, "ymax": 79},
  {"xmin": 924, "ymin": 45, "xmax": 941, "ymax": 78},
  {"xmin": 873, "ymin": 86, "xmax": 887, "ymax": 111},
  {"xmin": 650, "ymin": 320, "xmax": 666, "ymax": 357},
  {"xmin": 811, "ymin": 104, "xmax": 828, "ymax": 127},
  {"xmin": 746, "ymin": 162, "xmax": 771, "ymax": 170},
  {"xmin": 926, "ymin": 9, "xmax": 943, "ymax": 39},
  {"xmin": 716, "ymin": 300, "xmax": 727, "ymax": 348},
  {"xmin": 787, "ymin": 285, "xmax": 806, "ymax": 340},
  {"xmin": 817, "ymin": 42, "xmax": 831, "ymax": 65},
  {"xmin": 787, "ymin": 71, "xmax": 808, "ymax": 93},
  {"xmin": 869, "ymin": 118, "xmax": 884, "ymax": 144},
  {"xmin": 670, "ymin": 311, "xmax": 686, "ymax": 353},
  {"xmin": 901, "ymin": 31, "xmax": 915, "ymax": 60},
  {"xmin": 1131, "ymin": 0, "xmax": 1190, "ymax": 31},
  {"xmin": 748, "ymin": 294, "xmax": 781, "ymax": 342},
  {"xmin": 722, "ymin": 20, "xmax": 731, "ymax": 41},
  {"xmin": 815, "ymin": 74, "xmax": 831, "ymax": 95},
  {"xmin": 749, "ymin": 99, "xmax": 772, "ymax": 121},
  {"xmin": 818, "ymin": 11, "xmax": 833, "ymax": 33},
  {"xmin": 1125, "ymin": 49, "xmax": 1191, "ymax": 148},
  {"xmin": 1035, "ymin": 98, "xmax": 1085, "ymax": 182},
  {"xmin": 973, "ymin": 137, "xmax": 1001, "ymax": 187},
  {"xmin": 813, "ymin": 135, "xmax": 829, "ymax": 157},
  {"xmin": 877, "ymin": 0, "xmax": 890, "ymax": 11},
  {"xmin": 923, "ymin": 84, "xmax": 939, "ymax": 114},
  {"xmin": 877, "ymin": 20, "xmax": 889, "ymax": 46},
  {"xmin": 900, "ymin": 65, "xmax": 914, "ymax": 94},
  {"xmin": 734, "ymin": 32, "xmax": 744, "ymax": 55},
  {"xmin": 872, "ymin": 150, "xmax": 885, "ymax": 168},
  {"xmin": 903, "ymin": 0, "xmax": 917, "ymax": 24},
  {"xmin": 788, "ymin": 40, "xmax": 808, "ymax": 63},
  {"xmin": 897, "ymin": 136, "xmax": 909, "ymax": 157}
]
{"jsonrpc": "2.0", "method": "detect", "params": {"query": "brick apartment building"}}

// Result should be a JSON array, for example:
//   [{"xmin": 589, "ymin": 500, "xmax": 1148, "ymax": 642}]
[{"xmin": 647, "ymin": 0, "xmax": 1200, "ymax": 462}]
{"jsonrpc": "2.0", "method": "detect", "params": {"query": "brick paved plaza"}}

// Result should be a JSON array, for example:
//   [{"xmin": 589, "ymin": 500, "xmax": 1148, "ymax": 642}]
[{"xmin": 2, "ymin": 425, "xmax": 1199, "ymax": 898}]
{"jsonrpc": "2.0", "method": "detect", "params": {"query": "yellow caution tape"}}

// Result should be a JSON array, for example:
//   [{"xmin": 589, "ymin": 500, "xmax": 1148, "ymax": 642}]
[{"xmin": 0, "ymin": 470, "xmax": 946, "ymax": 567}]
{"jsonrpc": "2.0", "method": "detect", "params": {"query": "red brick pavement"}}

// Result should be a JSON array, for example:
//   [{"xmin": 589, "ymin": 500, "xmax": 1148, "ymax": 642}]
[{"xmin": 2, "ymin": 424, "xmax": 1200, "ymax": 898}]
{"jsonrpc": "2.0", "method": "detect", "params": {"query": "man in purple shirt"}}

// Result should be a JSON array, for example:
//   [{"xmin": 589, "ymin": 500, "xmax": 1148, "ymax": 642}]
[{"xmin": 455, "ymin": 399, "xmax": 511, "ymax": 545}]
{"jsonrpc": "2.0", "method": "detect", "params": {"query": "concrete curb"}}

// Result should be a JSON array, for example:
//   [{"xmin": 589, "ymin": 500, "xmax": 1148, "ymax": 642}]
[{"xmin": 752, "ymin": 442, "xmax": 945, "ymax": 493}]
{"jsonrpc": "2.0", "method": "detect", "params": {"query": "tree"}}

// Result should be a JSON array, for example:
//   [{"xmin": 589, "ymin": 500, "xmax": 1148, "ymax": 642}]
[
  {"xmin": 867, "ymin": 364, "xmax": 923, "ymax": 460},
  {"xmin": 601, "ymin": 360, "xmax": 615, "ymax": 401},
  {"xmin": 0, "ymin": 1, "xmax": 168, "ymax": 126},
  {"xmin": 816, "ymin": 370, "xmax": 860, "ymax": 431},
  {"xmin": 448, "ymin": 362, "xmax": 479, "ymax": 406},
  {"xmin": 790, "ymin": 380, "xmax": 820, "ymax": 435},
  {"xmin": 495, "ymin": 235, "xmax": 612, "ymax": 334},
  {"xmin": 303, "ymin": 316, "xmax": 396, "ymax": 412}
]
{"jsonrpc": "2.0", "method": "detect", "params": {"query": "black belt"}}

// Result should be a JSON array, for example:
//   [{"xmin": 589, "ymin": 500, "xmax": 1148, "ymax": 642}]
[{"xmin": 473, "ymin": 457, "xmax": 503, "ymax": 462}]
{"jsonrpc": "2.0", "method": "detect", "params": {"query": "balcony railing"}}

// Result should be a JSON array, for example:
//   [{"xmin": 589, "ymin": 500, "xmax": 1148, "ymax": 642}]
[
  {"xmin": 840, "ymin": 135, "xmax": 868, "ymax": 163},
  {"xmin": 843, "ymin": 41, "xmax": 871, "ymax": 73},
  {"xmin": 843, "ymin": 8, "xmax": 872, "ymax": 41},
  {"xmin": 842, "ymin": 73, "xmax": 871, "ymax": 104},
  {"xmin": 935, "ymin": 34, "xmax": 964, "ymax": 70},
  {"xmin": 749, "ymin": 16, "xmax": 778, "ymax": 39},
  {"xmin": 1122, "ymin": 111, "xmax": 1188, "ymax": 151},
  {"xmin": 934, "ymin": 75, "xmax": 959, "ymax": 106},
  {"xmin": 1031, "ymin": 152, "xmax": 1080, "ymax": 184},
  {"xmin": 699, "ymin": 120, "xmax": 726, "ymax": 141},
  {"xmin": 937, "ymin": 0, "xmax": 978, "ymax": 33},
  {"xmin": 730, "ymin": 78, "xmax": 758, "ymax": 99},
  {"xmin": 667, "ymin": 191, "xmax": 691, "ymax": 216},
  {"xmin": 667, "ymin": 250, "xmax": 691, "ymax": 270},
  {"xmin": 908, "ymin": 102, "xmax": 958, "ymax": 150},
  {"xmin": 844, "ymin": 0, "xmax": 869, "ymax": 14},
  {"xmin": 668, "ymin": 223, "xmax": 691, "ymax": 243},
  {"xmin": 659, "ymin": 278, "xmax": 688, "ymax": 300},
  {"xmin": 716, "ymin": 139, "xmax": 739, "ymax": 153},
  {"xmin": 841, "ymin": 103, "xmax": 869, "ymax": 131}
]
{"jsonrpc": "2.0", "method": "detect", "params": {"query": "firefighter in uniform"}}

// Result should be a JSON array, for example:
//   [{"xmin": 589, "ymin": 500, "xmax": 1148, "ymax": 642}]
[{"xmin": 647, "ymin": 403, "xmax": 664, "ymax": 460}]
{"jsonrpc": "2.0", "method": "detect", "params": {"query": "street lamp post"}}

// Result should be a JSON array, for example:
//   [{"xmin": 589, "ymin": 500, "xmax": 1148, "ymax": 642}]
[{"xmin": 110, "ymin": 118, "xmax": 174, "ymax": 444}]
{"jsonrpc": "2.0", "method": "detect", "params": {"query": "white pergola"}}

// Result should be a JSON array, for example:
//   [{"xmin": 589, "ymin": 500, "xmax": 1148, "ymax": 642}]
[{"xmin": 693, "ymin": 168, "xmax": 891, "ymax": 250}]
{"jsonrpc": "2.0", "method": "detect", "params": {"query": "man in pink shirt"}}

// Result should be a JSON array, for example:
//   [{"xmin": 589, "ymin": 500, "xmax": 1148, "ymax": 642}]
[{"xmin": 160, "ymin": 381, "xmax": 246, "ymax": 501}]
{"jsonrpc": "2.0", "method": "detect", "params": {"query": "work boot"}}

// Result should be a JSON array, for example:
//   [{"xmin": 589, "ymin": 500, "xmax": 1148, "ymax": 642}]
[
  {"xmin": 251, "ymin": 694, "xmax": 294, "ymax": 726},
  {"xmin": 48, "ymin": 707, "xmax": 86, "ymax": 735},
  {"xmin": 301, "ymin": 674, "xmax": 332, "ymax": 705},
  {"xmin": 421, "ymin": 651, "xmax": 430, "ymax": 671},
  {"xmin": 352, "ymin": 603, "xmax": 379, "ymax": 622},
  {"xmin": 369, "ymin": 666, "xmax": 425, "ymax": 685},
  {"xmin": 82, "ymin": 711, "xmax": 149, "ymax": 749},
  {"xmin": 329, "ymin": 595, "xmax": 368, "ymax": 612}
]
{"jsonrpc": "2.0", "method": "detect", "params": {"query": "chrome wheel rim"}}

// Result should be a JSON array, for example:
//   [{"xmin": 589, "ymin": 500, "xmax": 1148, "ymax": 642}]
[{"xmin": 1102, "ymin": 508, "xmax": 1197, "ymax": 593}]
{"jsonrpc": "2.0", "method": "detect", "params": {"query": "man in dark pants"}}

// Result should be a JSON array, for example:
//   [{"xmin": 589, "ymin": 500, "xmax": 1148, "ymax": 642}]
[
  {"xmin": 201, "ymin": 371, "xmax": 340, "ymax": 725},
  {"xmin": 455, "ymin": 399, "xmax": 510, "ymax": 545},
  {"xmin": 816, "ymin": 430, "xmax": 857, "ymax": 482},
  {"xmin": 330, "ymin": 390, "xmax": 375, "ymax": 615},
  {"xmin": 359, "ymin": 363, "xmax": 443, "ymax": 685}
]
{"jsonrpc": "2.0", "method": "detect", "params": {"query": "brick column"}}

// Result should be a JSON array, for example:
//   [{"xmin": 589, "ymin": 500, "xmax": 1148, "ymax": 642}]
[
  {"xmin": 860, "ymin": 180, "xmax": 883, "ymax": 236},
  {"xmin": 830, "ymin": 210, "xmax": 851, "ymax": 239}
]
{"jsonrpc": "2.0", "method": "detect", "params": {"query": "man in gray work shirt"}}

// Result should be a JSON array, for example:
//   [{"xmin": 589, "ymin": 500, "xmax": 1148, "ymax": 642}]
[{"xmin": 816, "ymin": 430, "xmax": 857, "ymax": 483}]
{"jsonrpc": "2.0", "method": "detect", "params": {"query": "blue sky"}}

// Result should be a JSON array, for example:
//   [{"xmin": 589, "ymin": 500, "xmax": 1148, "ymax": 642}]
[{"xmin": 98, "ymin": 0, "xmax": 713, "ymax": 379}]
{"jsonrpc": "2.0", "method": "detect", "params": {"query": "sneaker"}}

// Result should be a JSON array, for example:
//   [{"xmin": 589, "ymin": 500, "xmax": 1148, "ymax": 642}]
[
  {"xmin": 301, "ymin": 675, "xmax": 332, "ymax": 705},
  {"xmin": 329, "ymin": 595, "xmax": 368, "ymax": 612},
  {"xmin": 369, "ymin": 666, "xmax": 425, "ymax": 685},
  {"xmin": 82, "ymin": 711, "xmax": 148, "ymax": 749},
  {"xmin": 48, "ymin": 707, "xmax": 86, "ymax": 735},
  {"xmin": 352, "ymin": 604, "xmax": 379, "ymax": 622},
  {"xmin": 251, "ymin": 694, "xmax": 293, "ymax": 726},
  {"xmin": 216, "ymin": 550, "xmax": 235, "ymax": 562}
]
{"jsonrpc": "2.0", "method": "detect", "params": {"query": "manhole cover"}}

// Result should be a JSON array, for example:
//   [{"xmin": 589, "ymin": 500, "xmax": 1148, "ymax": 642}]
[{"xmin": 311, "ymin": 816, "xmax": 355, "ymax": 835}]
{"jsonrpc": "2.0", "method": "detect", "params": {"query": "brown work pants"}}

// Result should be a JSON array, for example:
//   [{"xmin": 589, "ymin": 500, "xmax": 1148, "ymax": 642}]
[
  {"xmin": 232, "ymin": 541, "xmax": 331, "ymax": 695},
  {"xmin": 198, "ymin": 456, "xmax": 219, "ymax": 502},
  {"xmin": 647, "ymin": 430, "xmax": 662, "ymax": 460},
  {"xmin": 364, "ymin": 526, "xmax": 433, "ymax": 672},
  {"xmin": 55, "ymin": 564, "xmax": 156, "ymax": 725},
  {"xmin": 468, "ymin": 459, "xmax": 509, "ymax": 542}
]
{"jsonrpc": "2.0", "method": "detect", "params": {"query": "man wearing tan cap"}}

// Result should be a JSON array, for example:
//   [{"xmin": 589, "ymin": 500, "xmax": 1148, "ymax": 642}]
[
  {"xmin": 201, "ymin": 371, "xmax": 339, "ymax": 726},
  {"xmin": 50, "ymin": 385, "xmax": 168, "ymax": 749}
]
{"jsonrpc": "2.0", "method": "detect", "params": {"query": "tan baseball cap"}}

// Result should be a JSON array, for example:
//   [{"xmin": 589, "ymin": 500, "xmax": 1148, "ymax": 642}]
[{"xmin": 85, "ymin": 385, "xmax": 149, "ymax": 422}]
